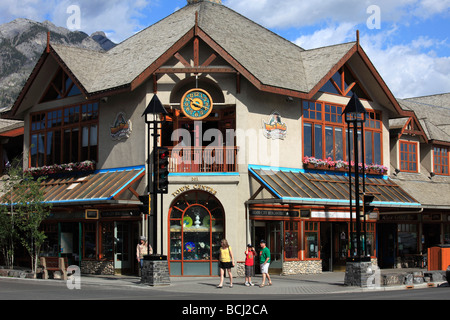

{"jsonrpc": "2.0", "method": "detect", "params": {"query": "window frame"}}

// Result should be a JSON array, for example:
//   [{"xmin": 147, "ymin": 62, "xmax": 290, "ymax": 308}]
[
  {"xmin": 302, "ymin": 99, "xmax": 383, "ymax": 165},
  {"xmin": 399, "ymin": 140, "xmax": 418, "ymax": 173},
  {"xmin": 29, "ymin": 102, "xmax": 99, "ymax": 168},
  {"xmin": 433, "ymin": 146, "xmax": 449, "ymax": 175}
]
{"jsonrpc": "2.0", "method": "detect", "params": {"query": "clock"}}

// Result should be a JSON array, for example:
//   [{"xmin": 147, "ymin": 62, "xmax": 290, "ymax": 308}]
[{"xmin": 180, "ymin": 88, "xmax": 213, "ymax": 120}]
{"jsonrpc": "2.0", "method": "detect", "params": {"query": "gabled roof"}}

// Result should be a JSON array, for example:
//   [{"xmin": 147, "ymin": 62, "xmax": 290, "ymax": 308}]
[
  {"xmin": 398, "ymin": 93, "xmax": 450, "ymax": 144},
  {"xmin": 9, "ymin": 1, "xmax": 406, "ymax": 118}
]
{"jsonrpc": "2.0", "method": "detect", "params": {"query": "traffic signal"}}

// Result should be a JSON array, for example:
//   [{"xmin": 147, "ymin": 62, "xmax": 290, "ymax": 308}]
[
  {"xmin": 155, "ymin": 147, "xmax": 169, "ymax": 194},
  {"xmin": 138, "ymin": 194, "xmax": 151, "ymax": 215},
  {"xmin": 363, "ymin": 194, "xmax": 375, "ymax": 215}
]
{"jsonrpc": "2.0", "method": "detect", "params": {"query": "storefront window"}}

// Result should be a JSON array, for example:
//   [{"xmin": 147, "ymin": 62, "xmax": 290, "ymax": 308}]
[
  {"xmin": 445, "ymin": 223, "xmax": 450, "ymax": 244},
  {"xmin": 101, "ymin": 222, "xmax": 114, "ymax": 260},
  {"xmin": 398, "ymin": 223, "xmax": 418, "ymax": 255},
  {"xmin": 305, "ymin": 221, "xmax": 319, "ymax": 259},
  {"xmin": 284, "ymin": 221, "xmax": 299, "ymax": 259},
  {"xmin": 83, "ymin": 223, "xmax": 97, "ymax": 259},
  {"xmin": 169, "ymin": 191, "xmax": 224, "ymax": 276}
]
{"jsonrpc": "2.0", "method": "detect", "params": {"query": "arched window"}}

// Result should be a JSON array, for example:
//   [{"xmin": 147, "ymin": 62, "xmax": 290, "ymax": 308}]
[{"xmin": 169, "ymin": 191, "xmax": 224, "ymax": 276}]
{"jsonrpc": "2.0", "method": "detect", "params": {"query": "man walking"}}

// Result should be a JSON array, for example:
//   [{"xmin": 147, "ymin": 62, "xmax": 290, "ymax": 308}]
[{"xmin": 259, "ymin": 239, "xmax": 272, "ymax": 287}]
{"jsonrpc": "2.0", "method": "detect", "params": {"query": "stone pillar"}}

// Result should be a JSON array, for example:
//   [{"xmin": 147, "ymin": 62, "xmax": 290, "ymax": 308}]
[
  {"xmin": 141, "ymin": 256, "xmax": 171, "ymax": 286},
  {"xmin": 344, "ymin": 260, "xmax": 373, "ymax": 287}
]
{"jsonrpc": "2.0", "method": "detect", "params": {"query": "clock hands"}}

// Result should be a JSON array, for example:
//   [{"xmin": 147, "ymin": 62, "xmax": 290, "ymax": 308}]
[{"xmin": 187, "ymin": 97, "xmax": 208, "ymax": 110}]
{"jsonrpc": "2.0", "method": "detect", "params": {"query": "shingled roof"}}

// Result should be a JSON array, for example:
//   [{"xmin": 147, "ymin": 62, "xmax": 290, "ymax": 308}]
[
  {"xmin": 398, "ymin": 93, "xmax": 450, "ymax": 143},
  {"xmin": 50, "ymin": 2, "xmax": 356, "ymax": 96}
]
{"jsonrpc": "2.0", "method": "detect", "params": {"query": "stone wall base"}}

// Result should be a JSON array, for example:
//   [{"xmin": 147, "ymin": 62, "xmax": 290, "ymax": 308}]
[
  {"xmin": 236, "ymin": 260, "xmax": 323, "ymax": 276},
  {"xmin": 141, "ymin": 260, "xmax": 171, "ymax": 286},
  {"xmin": 344, "ymin": 260, "xmax": 373, "ymax": 287},
  {"xmin": 81, "ymin": 260, "xmax": 114, "ymax": 275}
]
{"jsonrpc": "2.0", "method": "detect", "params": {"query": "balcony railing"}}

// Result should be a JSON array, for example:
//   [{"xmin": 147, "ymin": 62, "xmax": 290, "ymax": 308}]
[{"xmin": 167, "ymin": 146, "xmax": 239, "ymax": 173}]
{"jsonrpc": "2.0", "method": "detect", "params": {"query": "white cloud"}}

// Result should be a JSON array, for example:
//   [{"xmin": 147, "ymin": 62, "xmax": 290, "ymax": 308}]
[
  {"xmin": 48, "ymin": 0, "xmax": 157, "ymax": 43},
  {"xmin": 224, "ymin": 0, "xmax": 422, "ymax": 29},
  {"xmin": 293, "ymin": 22, "xmax": 356, "ymax": 49},
  {"xmin": 361, "ymin": 34, "xmax": 450, "ymax": 98}
]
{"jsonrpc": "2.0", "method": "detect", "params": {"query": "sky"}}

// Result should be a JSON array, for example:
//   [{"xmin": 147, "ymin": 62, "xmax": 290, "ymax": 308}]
[{"xmin": 1, "ymin": 0, "xmax": 449, "ymax": 99}]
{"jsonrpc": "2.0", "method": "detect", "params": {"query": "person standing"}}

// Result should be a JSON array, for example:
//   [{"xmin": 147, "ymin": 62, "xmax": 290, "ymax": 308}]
[
  {"xmin": 136, "ymin": 236, "xmax": 152, "ymax": 271},
  {"xmin": 244, "ymin": 244, "xmax": 256, "ymax": 286},
  {"xmin": 217, "ymin": 239, "xmax": 235, "ymax": 288},
  {"xmin": 259, "ymin": 239, "xmax": 272, "ymax": 287}
]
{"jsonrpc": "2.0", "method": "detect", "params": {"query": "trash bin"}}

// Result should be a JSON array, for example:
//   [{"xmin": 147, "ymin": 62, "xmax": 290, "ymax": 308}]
[{"xmin": 428, "ymin": 245, "xmax": 450, "ymax": 271}]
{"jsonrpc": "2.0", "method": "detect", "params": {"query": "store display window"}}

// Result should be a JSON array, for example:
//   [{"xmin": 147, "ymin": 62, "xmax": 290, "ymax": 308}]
[{"xmin": 169, "ymin": 191, "xmax": 224, "ymax": 276}]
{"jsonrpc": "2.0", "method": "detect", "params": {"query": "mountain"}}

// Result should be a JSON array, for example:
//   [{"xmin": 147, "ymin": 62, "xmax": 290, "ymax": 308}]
[{"xmin": 0, "ymin": 18, "xmax": 116, "ymax": 112}]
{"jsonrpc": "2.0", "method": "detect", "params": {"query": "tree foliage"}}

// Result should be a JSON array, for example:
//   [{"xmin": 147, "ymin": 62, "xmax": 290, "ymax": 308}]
[{"xmin": 0, "ymin": 163, "xmax": 51, "ymax": 275}]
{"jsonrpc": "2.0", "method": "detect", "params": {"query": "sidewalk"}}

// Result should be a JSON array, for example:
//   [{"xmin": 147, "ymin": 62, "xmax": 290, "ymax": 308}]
[{"xmin": 79, "ymin": 268, "xmax": 449, "ymax": 296}]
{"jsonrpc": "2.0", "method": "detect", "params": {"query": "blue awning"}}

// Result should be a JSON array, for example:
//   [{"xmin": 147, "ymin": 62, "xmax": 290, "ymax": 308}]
[
  {"xmin": 40, "ymin": 166, "xmax": 145, "ymax": 205},
  {"xmin": 248, "ymin": 165, "xmax": 420, "ymax": 208}
]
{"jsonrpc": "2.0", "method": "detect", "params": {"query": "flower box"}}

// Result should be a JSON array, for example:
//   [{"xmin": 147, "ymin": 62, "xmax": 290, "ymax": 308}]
[
  {"xmin": 25, "ymin": 161, "xmax": 96, "ymax": 177},
  {"xmin": 302, "ymin": 157, "xmax": 387, "ymax": 175}
]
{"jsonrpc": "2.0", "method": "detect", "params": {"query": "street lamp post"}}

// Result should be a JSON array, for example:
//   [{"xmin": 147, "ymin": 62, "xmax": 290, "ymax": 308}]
[
  {"xmin": 142, "ymin": 94, "xmax": 168, "ymax": 256},
  {"xmin": 140, "ymin": 94, "xmax": 171, "ymax": 286},
  {"xmin": 342, "ymin": 94, "xmax": 372, "ymax": 287}
]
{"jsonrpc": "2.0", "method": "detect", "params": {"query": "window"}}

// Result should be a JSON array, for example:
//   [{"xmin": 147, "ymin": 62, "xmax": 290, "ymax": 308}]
[
  {"xmin": 169, "ymin": 191, "xmax": 225, "ymax": 276},
  {"xmin": 319, "ymin": 65, "xmax": 370, "ymax": 100},
  {"xmin": 303, "ymin": 100, "xmax": 382, "ymax": 165},
  {"xmin": 30, "ymin": 102, "xmax": 99, "ymax": 168},
  {"xmin": 284, "ymin": 221, "xmax": 299, "ymax": 259},
  {"xmin": 83, "ymin": 223, "xmax": 97, "ymax": 259},
  {"xmin": 304, "ymin": 221, "xmax": 319, "ymax": 259},
  {"xmin": 399, "ymin": 141, "xmax": 418, "ymax": 173},
  {"xmin": 434, "ymin": 147, "xmax": 449, "ymax": 175},
  {"xmin": 40, "ymin": 67, "xmax": 82, "ymax": 103},
  {"xmin": 398, "ymin": 224, "xmax": 418, "ymax": 255}
]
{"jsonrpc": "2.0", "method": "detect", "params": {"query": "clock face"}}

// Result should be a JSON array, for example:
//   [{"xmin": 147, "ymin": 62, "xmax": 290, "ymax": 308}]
[{"xmin": 181, "ymin": 89, "xmax": 213, "ymax": 120}]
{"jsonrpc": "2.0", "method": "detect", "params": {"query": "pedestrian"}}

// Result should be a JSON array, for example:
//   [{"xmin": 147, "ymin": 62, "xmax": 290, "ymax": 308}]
[
  {"xmin": 217, "ymin": 239, "xmax": 235, "ymax": 288},
  {"xmin": 259, "ymin": 239, "xmax": 272, "ymax": 287},
  {"xmin": 136, "ymin": 236, "xmax": 152, "ymax": 271},
  {"xmin": 244, "ymin": 244, "xmax": 256, "ymax": 286}
]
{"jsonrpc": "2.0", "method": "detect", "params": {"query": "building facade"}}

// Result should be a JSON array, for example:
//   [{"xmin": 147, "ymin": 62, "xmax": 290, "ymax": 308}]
[{"xmin": 5, "ymin": 0, "xmax": 449, "ymax": 276}]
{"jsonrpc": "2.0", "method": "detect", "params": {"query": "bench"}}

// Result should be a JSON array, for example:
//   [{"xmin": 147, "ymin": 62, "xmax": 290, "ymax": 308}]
[{"xmin": 39, "ymin": 257, "xmax": 68, "ymax": 280}]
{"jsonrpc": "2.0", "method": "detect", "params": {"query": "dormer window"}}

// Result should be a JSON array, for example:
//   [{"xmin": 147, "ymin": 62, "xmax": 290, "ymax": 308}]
[
  {"xmin": 399, "ymin": 141, "xmax": 418, "ymax": 173},
  {"xmin": 434, "ymin": 146, "xmax": 449, "ymax": 175}
]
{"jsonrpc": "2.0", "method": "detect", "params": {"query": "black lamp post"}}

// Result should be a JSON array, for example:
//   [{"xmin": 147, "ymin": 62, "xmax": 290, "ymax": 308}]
[
  {"xmin": 342, "ymin": 94, "xmax": 369, "ymax": 262},
  {"xmin": 142, "ymin": 94, "xmax": 168, "ymax": 257}
]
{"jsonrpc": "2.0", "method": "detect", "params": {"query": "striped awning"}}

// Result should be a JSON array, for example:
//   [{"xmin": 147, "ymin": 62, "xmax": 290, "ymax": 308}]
[
  {"xmin": 248, "ymin": 165, "xmax": 420, "ymax": 208},
  {"xmin": 39, "ymin": 166, "xmax": 145, "ymax": 205}
]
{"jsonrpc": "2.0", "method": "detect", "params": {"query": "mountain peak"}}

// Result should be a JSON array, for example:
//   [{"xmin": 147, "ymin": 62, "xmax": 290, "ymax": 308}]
[{"xmin": 0, "ymin": 18, "xmax": 116, "ymax": 111}]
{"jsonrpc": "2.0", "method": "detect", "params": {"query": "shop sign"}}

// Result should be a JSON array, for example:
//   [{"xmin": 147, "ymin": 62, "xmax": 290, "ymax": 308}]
[
  {"xmin": 171, "ymin": 184, "xmax": 217, "ymax": 197},
  {"xmin": 262, "ymin": 111, "xmax": 287, "ymax": 140},
  {"xmin": 110, "ymin": 112, "xmax": 132, "ymax": 140},
  {"xmin": 250, "ymin": 209, "xmax": 299, "ymax": 217}
]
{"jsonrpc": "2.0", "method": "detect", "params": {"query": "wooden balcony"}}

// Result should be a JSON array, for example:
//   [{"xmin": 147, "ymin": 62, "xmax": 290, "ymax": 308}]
[{"xmin": 167, "ymin": 146, "xmax": 239, "ymax": 173}]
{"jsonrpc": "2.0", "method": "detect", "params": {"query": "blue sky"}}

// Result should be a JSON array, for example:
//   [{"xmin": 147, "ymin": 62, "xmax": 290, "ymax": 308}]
[{"xmin": 1, "ymin": 0, "xmax": 449, "ymax": 99}]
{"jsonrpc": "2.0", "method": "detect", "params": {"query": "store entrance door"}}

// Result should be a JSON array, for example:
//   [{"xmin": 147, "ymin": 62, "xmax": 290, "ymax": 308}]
[
  {"xmin": 114, "ymin": 222, "xmax": 131, "ymax": 274},
  {"xmin": 254, "ymin": 221, "xmax": 283, "ymax": 274},
  {"xmin": 320, "ymin": 222, "xmax": 348, "ymax": 272}
]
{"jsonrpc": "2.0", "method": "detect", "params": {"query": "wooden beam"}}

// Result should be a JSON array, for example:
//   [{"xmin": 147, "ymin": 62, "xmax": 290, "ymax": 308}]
[
  {"xmin": 201, "ymin": 53, "xmax": 217, "ymax": 67},
  {"xmin": 155, "ymin": 67, "xmax": 236, "ymax": 74},
  {"xmin": 194, "ymin": 38, "xmax": 199, "ymax": 67},
  {"xmin": 130, "ymin": 28, "xmax": 195, "ymax": 91},
  {"xmin": 174, "ymin": 52, "xmax": 191, "ymax": 67}
]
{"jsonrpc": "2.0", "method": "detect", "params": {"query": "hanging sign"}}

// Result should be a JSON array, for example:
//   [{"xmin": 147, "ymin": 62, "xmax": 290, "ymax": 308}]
[
  {"xmin": 110, "ymin": 112, "xmax": 132, "ymax": 140},
  {"xmin": 262, "ymin": 111, "xmax": 287, "ymax": 140}
]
